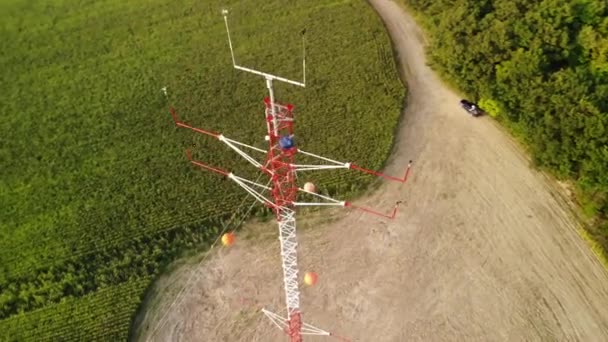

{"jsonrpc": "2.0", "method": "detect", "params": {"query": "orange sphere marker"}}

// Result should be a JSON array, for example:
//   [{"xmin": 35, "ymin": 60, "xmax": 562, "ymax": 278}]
[
  {"xmin": 304, "ymin": 271, "xmax": 318, "ymax": 286},
  {"xmin": 221, "ymin": 232, "xmax": 235, "ymax": 246},
  {"xmin": 303, "ymin": 182, "xmax": 316, "ymax": 193}
]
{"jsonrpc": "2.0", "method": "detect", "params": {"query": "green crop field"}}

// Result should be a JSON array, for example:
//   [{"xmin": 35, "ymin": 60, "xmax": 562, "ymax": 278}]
[{"xmin": 0, "ymin": 0, "xmax": 404, "ymax": 339}]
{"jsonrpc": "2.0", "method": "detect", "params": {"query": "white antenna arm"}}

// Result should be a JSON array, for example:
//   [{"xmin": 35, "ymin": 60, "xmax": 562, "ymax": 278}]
[
  {"xmin": 302, "ymin": 28, "xmax": 306, "ymax": 86},
  {"xmin": 222, "ymin": 9, "xmax": 236, "ymax": 66},
  {"xmin": 221, "ymin": 8, "xmax": 307, "ymax": 87}
]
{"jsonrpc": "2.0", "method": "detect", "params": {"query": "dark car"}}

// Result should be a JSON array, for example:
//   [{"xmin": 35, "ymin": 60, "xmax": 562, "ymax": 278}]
[{"xmin": 460, "ymin": 99, "xmax": 484, "ymax": 117}]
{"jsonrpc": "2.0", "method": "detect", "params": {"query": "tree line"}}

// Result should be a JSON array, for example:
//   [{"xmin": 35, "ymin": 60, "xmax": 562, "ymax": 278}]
[{"xmin": 403, "ymin": 0, "xmax": 608, "ymax": 247}]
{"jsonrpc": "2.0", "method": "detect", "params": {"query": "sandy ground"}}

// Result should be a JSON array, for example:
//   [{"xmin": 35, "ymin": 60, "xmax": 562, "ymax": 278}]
[{"xmin": 134, "ymin": 1, "xmax": 608, "ymax": 341}]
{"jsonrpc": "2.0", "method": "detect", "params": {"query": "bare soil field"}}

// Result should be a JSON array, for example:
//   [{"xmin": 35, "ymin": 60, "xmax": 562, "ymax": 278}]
[{"xmin": 134, "ymin": 1, "xmax": 608, "ymax": 341}]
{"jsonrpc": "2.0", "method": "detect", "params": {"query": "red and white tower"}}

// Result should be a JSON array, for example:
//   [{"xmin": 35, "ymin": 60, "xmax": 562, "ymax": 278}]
[{"xmin": 165, "ymin": 9, "xmax": 413, "ymax": 341}]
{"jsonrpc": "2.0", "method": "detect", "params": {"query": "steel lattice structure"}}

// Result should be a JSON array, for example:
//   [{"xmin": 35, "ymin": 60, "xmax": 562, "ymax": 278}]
[{"xmin": 165, "ymin": 9, "xmax": 413, "ymax": 342}]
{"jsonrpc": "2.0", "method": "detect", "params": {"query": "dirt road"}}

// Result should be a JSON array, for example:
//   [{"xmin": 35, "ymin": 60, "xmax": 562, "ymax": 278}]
[{"xmin": 135, "ymin": 1, "xmax": 608, "ymax": 341}]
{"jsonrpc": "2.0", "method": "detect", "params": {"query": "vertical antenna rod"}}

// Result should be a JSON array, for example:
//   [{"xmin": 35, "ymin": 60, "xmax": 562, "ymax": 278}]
[
  {"xmin": 222, "ymin": 9, "xmax": 236, "ymax": 66},
  {"xmin": 302, "ymin": 28, "xmax": 306, "ymax": 85}
]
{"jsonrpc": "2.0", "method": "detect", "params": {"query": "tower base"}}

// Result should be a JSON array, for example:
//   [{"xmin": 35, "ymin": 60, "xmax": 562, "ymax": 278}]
[{"xmin": 262, "ymin": 308, "xmax": 331, "ymax": 341}]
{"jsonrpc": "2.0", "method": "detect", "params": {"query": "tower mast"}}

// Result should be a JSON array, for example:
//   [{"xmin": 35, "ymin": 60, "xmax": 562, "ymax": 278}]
[{"xmin": 165, "ymin": 9, "xmax": 413, "ymax": 341}]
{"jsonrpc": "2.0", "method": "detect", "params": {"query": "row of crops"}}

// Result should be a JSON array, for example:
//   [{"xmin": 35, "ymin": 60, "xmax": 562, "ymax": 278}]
[{"xmin": 0, "ymin": 278, "xmax": 150, "ymax": 341}]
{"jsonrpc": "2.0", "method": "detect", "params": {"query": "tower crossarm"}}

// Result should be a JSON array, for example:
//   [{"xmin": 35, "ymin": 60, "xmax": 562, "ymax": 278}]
[
  {"xmin": 294, "ymin": 148, "xmax": 413, "ymax": 183},
  {"xmin": 293, "ymin": 185, "xmax": 403, "ymax": 219},
  {"xmin": 170, "ymin": 107, "xmax": 272, "ymax": 173},
  {"xmin": 222, "ymin": 9, "xmax": 306, "ymax": 88},
  {"xmin": 185, "ymin": 149, "xmax": 276, "ymax": 208}
]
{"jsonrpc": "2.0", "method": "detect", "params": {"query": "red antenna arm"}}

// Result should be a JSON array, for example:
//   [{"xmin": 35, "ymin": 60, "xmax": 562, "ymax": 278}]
[
  {"xmin": 185, "ymin": 149, "xmax": 230, "ymax": 177},
  {"xmin": 349, "ymin": 160, "xmax": 412, "ymax": 183},
  {"xmin": 344, "ymin": 200, "xmax": 402, "ymax": 220},
  {"xmin": 170, "ymin": 107, "xmax": 221, "ymax": 139}
]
